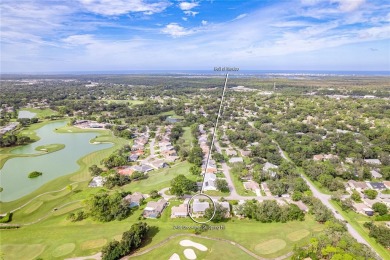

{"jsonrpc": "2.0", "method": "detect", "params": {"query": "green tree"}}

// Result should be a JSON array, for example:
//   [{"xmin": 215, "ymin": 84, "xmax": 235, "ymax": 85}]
[
  {"xmin": 351, "ymin": 190, "xmax": 361, "ymax": 202},
  {"xmin": 372, "ymin": 202, "xmax": 388, "ymax": 216},
  {"xmin": 89, "ymin": 164, "xmax": 103, "ymax": 176},
  {"xmin": 189, "ymin": 165, "xmax": 201, "ymax": 175},
  {"xmin": 170, "ymin": 175, "xmax": 197, "ymax": 196},
  {"xmin": 216, "ymin": 179, "xmax": 229, "ymax": 192},
  {"xmin": 364, "ymin": 189, "xmax": 378, "ymax": 200},
  {"xmin": 205, "ymin": 203, "xmax": 228, "ymax": 222},
  {"xmin": 292, "ymin": 191, "xmax": 302, "ymax": 201}
]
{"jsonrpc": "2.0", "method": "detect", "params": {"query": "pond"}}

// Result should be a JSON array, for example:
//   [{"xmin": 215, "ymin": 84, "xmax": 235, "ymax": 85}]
[
  {"xmin": 18, "ymin": 110, "xmax": 37, "ymax": 119},
  {"xmin": 0, "ymin": 121, "xmax": 113, "ymax": 202}
]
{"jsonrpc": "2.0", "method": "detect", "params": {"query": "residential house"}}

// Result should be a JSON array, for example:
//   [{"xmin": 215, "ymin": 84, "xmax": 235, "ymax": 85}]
[
  {"xmin": 171, "ymin": 203, "xmax": 188, "ymax": 218},
  {"xmin": 124, "ymin": 192, "xmax": 144, "ymax": 208},
  {"xmin": 117, "ymin": 167, "xmax": 135, "ymax": 176},
  {"xmin": 313, "ymin": 154, "xmax": 339, "ymax": 161},
  {"xmin": 384, "ymin": 181, "xmax": 390, "ymax": 189},
  {"xmin": 203, "ymin": 173, "xmax": 217, "ymax": 191},
  {"xmin": 229, "ymin": 157, "xmax": 244, "ymax": 164},
  {"xmin": 263, "ymin": 162, "xmax": 279, "ymax": 178},
  {"xmin": 128, "ymin": 154, "xmax": 139, "ymax": 162},
  {"xmin": 353, "ymin": 203, "xmax": 374, "ymax": 216},
  {"xmin": 369, "ymin": 182, "xmax": 387, "ymax": 190},
  {"xmin": 146, "ymin": 159, "xmax": 169, "ymax": 169},
  {"xmin": 143, "ymin": 199, "xmax": 167, "ymax": 218},
  {"xmin": 132, "ymin": 164, "xmax": 154, "ymax": 173},
  {"xmin": 370, "ymin": 170, "xmax": 382, "ymax": 179},
  {"xmin": 225, "ymin": 149, "xmax": 237, "ymax": 156},
  {"xmin": 240, "ymin": 150, "xmax": 251, "ymax": 157},
  {"xmin": 243, "ymin": 180, "xmax": 261, "ymax": 196},
  {"xmin": 89, "ymin": 176, "xmax": 105, "ymax": 187},
  {"xmin": 364, "ymin": 159, "xmax": 382, "ymax": 165},
  {"xmin": 347, "ymin": 180, "xmax": 369, "ymax": 192},
  {"xmin": 191, "ymin": 199, "xmax": 210, "ymax": 217}
]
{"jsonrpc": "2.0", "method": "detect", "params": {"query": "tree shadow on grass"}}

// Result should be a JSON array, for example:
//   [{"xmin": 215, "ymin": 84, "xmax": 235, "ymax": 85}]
[{"xmin": 141, "ymin": 225, "xmax": 160, "ymax": 248}]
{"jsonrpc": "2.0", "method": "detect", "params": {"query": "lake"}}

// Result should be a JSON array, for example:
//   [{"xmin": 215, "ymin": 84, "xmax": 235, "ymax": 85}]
[{"xmin": 0, "ymin": 121, "xmax": 113, "ymax": 202}]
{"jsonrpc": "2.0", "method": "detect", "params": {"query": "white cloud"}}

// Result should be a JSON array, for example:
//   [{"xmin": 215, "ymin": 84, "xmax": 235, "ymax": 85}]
[
  {"xmin": 161, "ymin": 23, "xmax": 194, "ymax": 37},
  {"xmin": 332, "ymin": 0, "xmax": 365, "ymax": 12},
  {"xmin": 184, "ymin": 11, "xmax": 199, "ymax": 16},
  {"xmin": 179, "ymin": 2, "xmax": 199, "ymax": 11},
  {"xmin": 78, "ymin": 0, "xmax": 171, "ymax": 15},
  {"xmin": 62, "ymin": 34, "xmax": 96, "ymax": 45},
  {"xmin": 182, "ymin": 17, "xmax": 188, "ymax": 21},
  {"xmin": 201, "ymin": 20, "xmax": 208, "ymax": 25},
  {"xmin": 233, "ymin": 13, "xmax": 247, "ymax": 20}
]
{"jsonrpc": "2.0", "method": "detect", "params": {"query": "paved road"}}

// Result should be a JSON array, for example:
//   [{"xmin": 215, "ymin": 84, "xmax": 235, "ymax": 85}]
[
  {"xmin": 300, "ymin": 174, "xmax": 373, "ymax": 247},
  {"xmin": 270, "ymin": 139, "xmax": 380, "ymax": 257}
]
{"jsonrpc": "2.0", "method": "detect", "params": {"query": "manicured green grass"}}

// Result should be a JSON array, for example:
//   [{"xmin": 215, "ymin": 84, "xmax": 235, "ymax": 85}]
[
  {"xmin": 254, "ymin": 239, "xmax": 286, "ymax": 254},
  {"xmin": 382, "ymin": 189, "xmax": 390, "ymax": 194},
  {"xmin": 1, "ymin": 187, "xmax": 324, "ymax": 260},
  {"xmin": 123, "ymin": 161, "xmax": 192, "ymax": 194},
  {"xmin": 35, "ymin": 143, "xmax": 65, "ymax": 153},
  {"xmin": 0, "ymin": 244, "xmax": 45, "ymax": 260},
  {"xmin": 103, "ymin": 99, "xmax": 145, "ymax": 105},
  {"xmin": 229, "ymin": 172, "xmax": 256, "ymax": 196},
  {"xmin": 23, "ymin": 108, "xmax": 58, "ymax": 119},
  {"xmin": 204, "ymin": 190, "xmax": 230, "ymax": 197},
  {"xmin": 182, "ymin": 126, "xmax": 193, "ymax": 149},
  {"xmin": 330, "ymin": 201, "xmax": 390, "ymax": 260},
  {"xmin": 132, "ymin": 236, "xmax": 254, "ymax": 260}
]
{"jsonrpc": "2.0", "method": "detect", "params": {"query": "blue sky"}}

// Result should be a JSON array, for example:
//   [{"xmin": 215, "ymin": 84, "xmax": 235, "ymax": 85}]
[{"xmin": 1, "ymin": 0, "xmax": 389, "ymax": 72}]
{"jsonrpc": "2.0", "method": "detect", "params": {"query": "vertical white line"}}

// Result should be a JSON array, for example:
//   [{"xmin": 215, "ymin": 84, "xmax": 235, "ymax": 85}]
[{"xmin": 201, "ymin": 73, "xmax": 229, "ymax": 193}]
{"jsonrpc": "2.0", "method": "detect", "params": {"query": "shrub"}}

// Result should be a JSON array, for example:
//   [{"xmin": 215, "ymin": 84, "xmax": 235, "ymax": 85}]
[{"xmin": 28, "ymin": 171, "xmax": 42, "ymax": 178}]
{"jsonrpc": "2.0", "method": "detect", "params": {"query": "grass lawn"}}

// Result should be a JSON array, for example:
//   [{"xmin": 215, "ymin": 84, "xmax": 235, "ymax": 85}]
[
  {"xmin": 229, "ymin": 172, "xmax": 256, "ymax": 196},
  {"xmin": 122, "ymin": 161, "xmax": 192, "ymax": 194},
  {"xmin": 132, "ymin": 235, "xmax": 255, "ymax": 260},
  {"xmin": 1, "ymin": 194, "xmax": 325, "ymax": 260},
  {"xmin": 204, "ymin": 190, "xmax": 230, "ymax": 197},
  {"xmin": 35, "ymin": 143, "xmax": 65, "ymax": 153},
  {"xmin": 22, "ymin": 108, "xmax": 58, "ymax": 119},
  {"xmin": 330, "ymin": 201, "xmax": 390, "ymax": 260},
  {"xmin": 103, "ymin": 99, "xmax": 145, "ymax": 105},
  {"xmin": 182, "ymin": 126, "xmax": 193, "ymax": 149}
]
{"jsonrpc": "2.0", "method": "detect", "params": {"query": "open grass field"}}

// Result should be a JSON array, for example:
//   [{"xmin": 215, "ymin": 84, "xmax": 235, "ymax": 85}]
[
  {"xmin": 122, "ymin": 161, "xmax": 192, "ymax": 194},
  {"xmin": 23, "ymin": 108, "xmax": 58, "ymax": 119},
  {"xmin": 103, "ymin": 99, "xmax": 145, "ymax": 105},
  {"xmin": 131, "ymin": 235, "xmax": 255, "ymax": 260},
  {"xmin": 35, "ymin": 143, "xmax": 65, "ymax": 153},
  {"xmin": 1, "ymin": 195, "xmax": 325, "ymax": 260},
  {"xmin": 330, "ymin": 201, "xmax": 390, "ymax": 260}
]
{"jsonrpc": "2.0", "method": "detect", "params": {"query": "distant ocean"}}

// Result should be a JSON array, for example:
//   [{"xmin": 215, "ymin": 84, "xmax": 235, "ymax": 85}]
[
  {"xmin": 2, "ymin": 70, "xmax": 389, "ymax": 77},
  {"xmin": 58, "ymin": 70, "xmax": 390, "ymax": 77}
]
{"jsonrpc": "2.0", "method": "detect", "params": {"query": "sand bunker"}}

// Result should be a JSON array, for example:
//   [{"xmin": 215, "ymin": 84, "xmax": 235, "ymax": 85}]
[
  {"xmin": 180, "ymin": 240, "xmax": 207, "ymax": 251},
  {"xmin": 183, "ymin": 249, "xmax": 197, "ymax": 260},
  {"xmin": 169, "ymin": 253, "xmax": 180, "ymax": 260}
]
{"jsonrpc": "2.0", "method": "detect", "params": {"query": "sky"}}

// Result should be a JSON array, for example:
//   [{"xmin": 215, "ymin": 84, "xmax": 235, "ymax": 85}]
[{"xmin": 1, "ymin": 0, "xmax": 389, "ymax": 73}]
